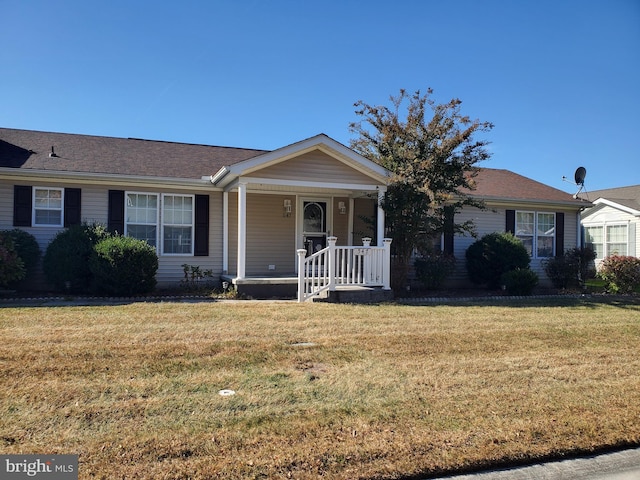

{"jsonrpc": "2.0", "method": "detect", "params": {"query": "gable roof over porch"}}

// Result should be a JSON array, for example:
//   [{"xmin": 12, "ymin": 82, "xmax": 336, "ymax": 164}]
[{"xmin": 210, "ymin": 134, "xmax": 390, "ymax": 192}]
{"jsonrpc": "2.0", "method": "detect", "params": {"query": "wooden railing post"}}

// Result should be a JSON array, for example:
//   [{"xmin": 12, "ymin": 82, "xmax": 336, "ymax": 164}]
[
  {"xmin": 361, "ymin": 237, "xmax": 371, "ymax": 284},
  {"xmin": 327, "ymin": 236, "xmax": 337, "ymax": 292},
  {"xmin": 297, "ymin": 249, "xmax": 307, "ymax": 302},
  {"xmin": 383, "ymin": 238, "xmax": 392, "ymax": 290}
]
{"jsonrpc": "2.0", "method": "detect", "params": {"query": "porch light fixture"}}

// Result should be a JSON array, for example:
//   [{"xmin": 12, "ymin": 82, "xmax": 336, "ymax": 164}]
[
  {"xmin": 338, "ymin": 201, "xmax": 346, "ymax": 215},
  {"xmin": 283, "ymin": 199, "xmax": 292, "ymax": 217}
]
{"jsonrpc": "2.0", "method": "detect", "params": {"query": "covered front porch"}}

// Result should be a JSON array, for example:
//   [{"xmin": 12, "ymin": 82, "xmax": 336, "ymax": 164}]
[{"xmin": 209, "ymin": 135, "xmax": 392, "ymax": 301}]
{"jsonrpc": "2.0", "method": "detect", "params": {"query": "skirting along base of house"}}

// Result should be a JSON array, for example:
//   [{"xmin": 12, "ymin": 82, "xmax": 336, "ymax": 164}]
[{"xmin": 221, "ymin": 274, "xmax": 298, "ymax": 299}]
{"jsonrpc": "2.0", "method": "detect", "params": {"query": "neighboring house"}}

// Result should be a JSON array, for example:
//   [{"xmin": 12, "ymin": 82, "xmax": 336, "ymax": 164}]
[
  {"xmin": 579, "ymin": 185, "xmax": 640, "ymax": 264},
  {"xmin": 1, "ymin": 127, "xmax": 589, "ymax": 296}
]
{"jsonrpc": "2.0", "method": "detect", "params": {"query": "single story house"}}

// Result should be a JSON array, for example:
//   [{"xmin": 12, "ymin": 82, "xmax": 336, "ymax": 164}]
[
  {"xmin": 1, "ymin": 127, "xmax": 589, "ymax": 297},
  {"xmin": 579, "ymin": 185, "xmax": 640, "ymax": 264}
]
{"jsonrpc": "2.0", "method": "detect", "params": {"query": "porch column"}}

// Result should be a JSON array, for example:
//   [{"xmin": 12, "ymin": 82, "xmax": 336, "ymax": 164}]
[
  {"xmin": 383, "ymin": 238, "xmax": 392, "ymax": 290},
  {"xmin": 237, "ymin": 181, "xmax": 247, "ymax": 280},
  {"xmin": 222, "ymin": 191, "xmax": 229, "ymax": 274},
  {"xmin": 377, "ymin": 187, "xmax": 386, "ymax": 246}
]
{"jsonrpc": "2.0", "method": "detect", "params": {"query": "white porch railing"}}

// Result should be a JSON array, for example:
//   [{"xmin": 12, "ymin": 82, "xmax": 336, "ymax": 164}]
[{"xmin": 297, "ymin": 236, "xmax": 392, "ymax": 302}]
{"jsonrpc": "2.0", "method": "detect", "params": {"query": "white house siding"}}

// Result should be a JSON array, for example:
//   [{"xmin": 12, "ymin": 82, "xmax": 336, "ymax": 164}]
[{"xmin": 256, "ymin": 151, "xmax": 377, "ymax": 185}]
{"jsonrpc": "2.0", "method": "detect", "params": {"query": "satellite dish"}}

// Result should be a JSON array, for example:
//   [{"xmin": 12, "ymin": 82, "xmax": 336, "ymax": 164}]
[{"xmin": 574, "ymin": 167, "xmax": 586, "ymax": 186}]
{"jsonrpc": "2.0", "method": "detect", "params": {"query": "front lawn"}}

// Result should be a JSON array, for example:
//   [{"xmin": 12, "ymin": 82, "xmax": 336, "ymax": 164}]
[{"xmin": 1, "ymin": 298, "xmax": 639, "ymax": 479}]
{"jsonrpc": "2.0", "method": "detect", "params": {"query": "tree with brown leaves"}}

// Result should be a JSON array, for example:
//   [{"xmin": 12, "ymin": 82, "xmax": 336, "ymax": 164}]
[{"xmin": 349, "ymin": 89, "xmax": 493, "ymax": 290}]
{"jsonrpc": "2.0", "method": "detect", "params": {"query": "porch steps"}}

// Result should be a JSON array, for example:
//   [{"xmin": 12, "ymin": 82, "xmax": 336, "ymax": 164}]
[{"xmin": 312, "ymin": 286, "xmax": 394, "ymax": 304}]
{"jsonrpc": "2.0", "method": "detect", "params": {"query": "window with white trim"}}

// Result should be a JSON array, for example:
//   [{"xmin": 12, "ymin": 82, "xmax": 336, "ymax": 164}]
[
  {"xmin": 606, "ymin": 224, "xmax": 628, "ymax": 256},
  {"xmin": 33, "ymin": 187, "xmax": 63, "ymax": 226},
  {"xmin": 515, "ymin": 211, "xmax": 555, "ymax": 258},
  {"xmin": 584, "ymin": 223, "xmax": 629, "ymax": 259},
  {"xmin": 584, "ymin": 226, "xmax": 604, "ymax": 259},
  {"xmin": 162, "ymin": 194, "xmax": 194, "ymax": 255},
  {"xmin": 125, "ymin": 192, "xmax": 159, "ymax": 247}
]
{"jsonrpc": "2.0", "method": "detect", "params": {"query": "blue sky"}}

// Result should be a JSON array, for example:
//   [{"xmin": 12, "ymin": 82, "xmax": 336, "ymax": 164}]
[{"xmin": 2, "ymin": 0, "xmax": 639, "ymax": 194}]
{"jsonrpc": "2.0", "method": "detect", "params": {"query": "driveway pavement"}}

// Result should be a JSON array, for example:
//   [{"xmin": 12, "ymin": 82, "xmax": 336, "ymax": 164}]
[{"xmin": 435, "ymin": 447, "xmax": 640, "ymax": 480}]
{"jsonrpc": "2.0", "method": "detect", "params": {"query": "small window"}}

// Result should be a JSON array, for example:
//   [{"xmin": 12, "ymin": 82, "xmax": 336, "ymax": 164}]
[
  {"xmin": 606, "ymin": 224, "xmax": 628, "ymax": 256},
  {"xmin": 585, "ymin": 226, "xmax": 604, "ymax": 259},
  {"xmin": 536, "ymin": 213, "xmax": 555, "ymax": 258},
  {"xmin": 33, "ymin": 187, "xmax": 63, "ymax": 226},
  {"xmin": 162, "ymin": 194, "xmax": 194, "ymax": 255},
  {"xmin": 125, "ymin": 192, "xmax": 159, "ymax": 247},
  {"xmin": 515, "ymin": 211, "xmax": 534, "ymax": 256}
]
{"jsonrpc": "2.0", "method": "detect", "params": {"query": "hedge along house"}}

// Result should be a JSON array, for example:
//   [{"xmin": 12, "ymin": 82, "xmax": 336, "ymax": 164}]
[
  {"xmin": 444, "ymin": 168, "xmax": 591, "ymax": 288},
  {"xmin": 0, "ymin": 128, "xmax": 390, "ymax": 298}
]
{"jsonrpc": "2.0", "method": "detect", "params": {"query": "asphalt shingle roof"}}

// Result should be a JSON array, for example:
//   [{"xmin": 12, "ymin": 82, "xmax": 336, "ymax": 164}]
[
  {"xmin": 0, "ymin": 128, "xmax": 266, "ymax": 179},
  {"xmin": 467, "ymin": 168, "xmax": 586, "ymax": 205}
]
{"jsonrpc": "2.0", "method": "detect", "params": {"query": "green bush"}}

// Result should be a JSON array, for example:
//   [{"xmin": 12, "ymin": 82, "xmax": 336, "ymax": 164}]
[
  {"xmin": 90, "ymin": 236, "xmax": 158, "ymax": 296},
  {"xmin": 598, "ymin": 255, "xmax": 640, "ymax": 294},
  {"xmin": 500, "ymin": 268, "xmax": 539, "ymax": 295},
  {"xmin": 43, "ymin": 223, "xmax": 110, "ymax": 292},
  {"xmin": 543, "ymin": 246, "xmax": 596, "ymax": 290},
  {"xmin": 0, "ymin": 232, "xmax": 25, "ymax": 288},
  {"xmin": 414, "ymin": 254, "xmax": 456, "ymax": 290},
  {"xmin": 2, "ymin": 229, "xmax": 41, "ymax": 287},
  {"xmin": 465, "ymin": 232, "xmax": 531, "ymax": 289}
]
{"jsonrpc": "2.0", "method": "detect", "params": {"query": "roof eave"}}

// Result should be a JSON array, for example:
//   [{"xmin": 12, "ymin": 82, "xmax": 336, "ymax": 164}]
[{"xmin": 0, "ymin": 167, "xmax": 221, "ymax": 190}]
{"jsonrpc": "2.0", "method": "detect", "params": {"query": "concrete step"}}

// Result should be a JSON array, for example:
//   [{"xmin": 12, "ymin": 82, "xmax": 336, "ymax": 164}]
[{"xmin": 314, "ymin": 287, "xmax": 394, "ymax": 304}]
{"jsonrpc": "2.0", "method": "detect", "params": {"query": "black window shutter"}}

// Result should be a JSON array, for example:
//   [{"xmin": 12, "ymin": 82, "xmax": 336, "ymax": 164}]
[
  {"xmin": 194, "ymin": 194, "xmax": 209, "ymax": 256},
  {"xmin": 13, "ymin": 185, "xmax": 32, "ymax": 227},
  {"xmin": 64, "ymin": 188, "xmax": 82, "ymax": 227},
  {"xmin": 108, "ymin": 190, "xmax": 125, "ymax": 234},
  {"xmin": 505, "ymin": 209, "xmax": 515, "ymax": 234},
  {"xmin": 555, "ymin": 212, "xmax": 565, "ymax": 256},
  {"xmin": 443, "ymin": 205, "xmax": 454, "ymax": 255}
]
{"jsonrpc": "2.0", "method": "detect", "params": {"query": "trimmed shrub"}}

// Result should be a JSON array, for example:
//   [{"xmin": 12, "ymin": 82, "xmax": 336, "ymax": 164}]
[
  {"xmin": 501, "ymin": 268, "xmax": 538, "ymax": 295},
  {"xmin": 598, "ymin": 255, "xmax": 640, "ymax": 294},
  {"xmin": 90, "ymin": 236, "xmax": 158, "ymax": 296},
  {"xmin": 465, "ymin": 232, "xmax": 531, "ymax": 289},
  {"xmin": 43, "ymin": 223, "xmax": 110, "ymax": 292},
  {"xmin": 414, "ymin": 254, "xmax": 456, "ymax": 290},
  {"xmin": 2, "ymin": 229, "xmax": 41, "ymax": 287},
  {"xmin": 543, "ymin": 246, "xmax": 596, "ymax": 290},
  {"xmin": 0, "ymin": 232, "xmax": 25, "ymax": 288}
]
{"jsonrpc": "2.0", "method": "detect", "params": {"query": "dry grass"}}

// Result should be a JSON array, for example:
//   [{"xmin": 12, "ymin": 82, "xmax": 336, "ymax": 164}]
[{"xmin": 1, "ymin": 297, "xmax": 639, "ymax": 479}]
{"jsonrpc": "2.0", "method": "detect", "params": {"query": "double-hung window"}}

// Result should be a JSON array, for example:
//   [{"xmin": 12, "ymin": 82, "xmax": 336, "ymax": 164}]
[
  {"xmin": 515, "ymin": 211, "xmax": 555, "ymax": 258},
  {"xmin": 125, "ymin": 192, "xmax": 159, "ymax": 247},
  {"xmin": 162, "ymin": 194, "xmax": 194, "ymax": 255},
  {"xmin": 584, "ymin": 226, "xmax": 604, "ymax": 259},
  {"xmin": 584, "ymin": 224, "xmax": 628, "ymax": 259},
  {"xmin": 606, "ymin": 224, "xmax": 628, "ymax": 256},
  {"xmin": 33, "ymin": 187, "xmax": 63, "ymax": 226}
]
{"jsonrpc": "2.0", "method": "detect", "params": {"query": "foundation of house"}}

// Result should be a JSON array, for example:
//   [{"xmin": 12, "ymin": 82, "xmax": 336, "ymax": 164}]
[{"xmin": 220, "ymin": 275, "xmax": 394, "ymax": 303}]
